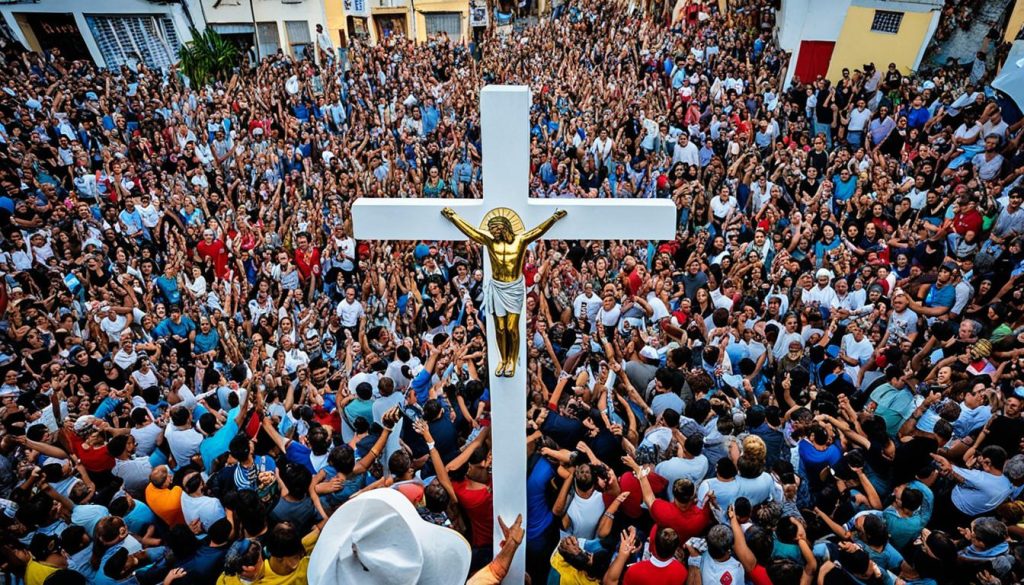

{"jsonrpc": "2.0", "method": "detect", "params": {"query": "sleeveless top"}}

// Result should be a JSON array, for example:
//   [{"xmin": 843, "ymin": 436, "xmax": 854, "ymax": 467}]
[{"xmin": 564, "ymin": 489, "xmax": 605, "ymax": 540}]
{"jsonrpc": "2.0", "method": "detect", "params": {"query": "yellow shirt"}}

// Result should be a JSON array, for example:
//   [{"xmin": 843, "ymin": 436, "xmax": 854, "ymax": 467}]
[
  {"xmin": 550, "ymin": 550, "xmax": 601, "ymax": 585},
  {"xmin": 25, "ymin": 559, "xmax": 60, "ymax": 585},
  {"xmin": 216, "ymin": 528, "xmax": 320, "ymax": 585}
]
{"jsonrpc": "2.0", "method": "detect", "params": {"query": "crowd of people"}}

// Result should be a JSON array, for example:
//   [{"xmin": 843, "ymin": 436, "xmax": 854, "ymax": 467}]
[{"xmin": 1, "ymin": 0, "xmax": 1024, "ymax": 583}]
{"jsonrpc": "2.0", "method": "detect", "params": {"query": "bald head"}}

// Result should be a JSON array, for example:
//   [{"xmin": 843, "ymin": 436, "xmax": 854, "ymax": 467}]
[{"xmin": 149, "ymin": 465, "xmax": 170, "ymax": 488}]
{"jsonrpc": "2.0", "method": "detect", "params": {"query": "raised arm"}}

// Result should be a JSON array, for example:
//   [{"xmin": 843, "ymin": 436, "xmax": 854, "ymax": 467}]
[
  {"xmin": 441, "ymin": 208, "xmax": 492, "ymax": 246},
  {"xmin": 522, "ymin": 209, "xmax": 567, "ymax": 244}
]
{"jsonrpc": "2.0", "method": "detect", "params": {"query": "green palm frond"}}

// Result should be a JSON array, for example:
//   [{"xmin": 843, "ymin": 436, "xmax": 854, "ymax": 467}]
[{"xmin": 178, "ymin": 27, "xmax": 241, "ymax": 87}]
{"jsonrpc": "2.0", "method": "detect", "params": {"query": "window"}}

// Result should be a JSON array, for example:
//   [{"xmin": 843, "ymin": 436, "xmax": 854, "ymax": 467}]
[
  {"xmin": 870, "ymin": 10, "xmax": 903, "ymax": 34},
  {"xmin": 424, "ymin": 12, "xmax": 462, "ymax": 40},
  {"xmin": 256, "ymin": 22, "xmax": 280, "ymax": 58},
  {"xmin": 85, "ymin": 15, "xmax": 181, "ymax": 70},
  {"xmin": 285, "ymin": 21, "xmax": 311, "ymax": 60}
]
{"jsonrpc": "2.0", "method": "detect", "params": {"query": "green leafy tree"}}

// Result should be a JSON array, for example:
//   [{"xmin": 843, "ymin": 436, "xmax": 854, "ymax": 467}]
[{"xmin": 178, "ymin": 28, "xmax": 240, "ymax": 87}]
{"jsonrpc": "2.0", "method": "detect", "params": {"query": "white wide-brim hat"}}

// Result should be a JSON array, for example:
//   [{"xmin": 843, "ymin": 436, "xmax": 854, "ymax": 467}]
[{"xmin": 307, "ymin": 488, "xmax": 471, "ymax": 585}]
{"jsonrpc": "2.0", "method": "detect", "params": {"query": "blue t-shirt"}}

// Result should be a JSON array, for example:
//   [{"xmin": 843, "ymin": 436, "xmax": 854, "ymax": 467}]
[
  {"xmin": 155, "ymin": 275, "xmax": 181, "ymax": 305},
  {"xmin": 411, "ymin": 369, "xmax": 433, "ymax": 404},
  {"xmin": 194, "ymin": 329, "xmax": 220, "ymax": 354},
  {"xmin": 924, "ymin": 282, "xmax": 955, "ymax": 310},
  {"xmin": 200, "ymin": 416, "xmax": 238, "ymax": 473},
  {"xmin": 123, "ymin": 500, "xmax": 158, "ymax": 535},
  {"xmin": 798, "ymin": 440, "xmax": 843, "ymax": 486},
  {"xmin": 154, "ymin": 316, "xmax": 196, "ymax": 339},
  {"xmin": 526, "ymin": 457, "xmax": 555, "ymax": 540},
  {"xmin": 286, "ymin": 441, "xmax": 330, "ymax": 475}
]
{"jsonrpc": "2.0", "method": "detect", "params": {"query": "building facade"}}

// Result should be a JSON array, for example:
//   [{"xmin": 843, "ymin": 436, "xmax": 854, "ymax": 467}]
[
  {"xmin": 0, "ymin": 0, "xmax": 478, "ymax": 72},
  {"xmin": 0, "ymin": 0, "xmax": 199, "ymax": 70},
  {"xmin": 777, "ymin": 0, "xmax": 943, "ymax": 87},
  {"xmin": 199, "ymin": 0, "xmax": 329, "ymax": 61},
  {"xmin": 324, "ymin": 0, "xmax": 473, "ymax": 46}
]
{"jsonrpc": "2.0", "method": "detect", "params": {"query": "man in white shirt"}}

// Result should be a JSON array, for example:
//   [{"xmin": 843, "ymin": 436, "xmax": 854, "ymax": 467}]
[
  {"xmin": 847, "ymin": 99, "xmax": 872, "ymax": 148},
  {"xmin": 137, "ymin": 195, "xmax": 161, "ymax": 231},
  {"xmin": 840, "ymin": 322, "xmax": 874, "ymax": 383},
  {"xmin": 573, "ymin": 283, "xmax": 601, "ymax": 323},
  {"xmin": 315, "ymin": 24, "xmax": 335, "ymax": 65},
  {"xmin": 336, "ymin": 285, "xmax": 365, "ymax": 333},
  {"xmin": 655, "ymin": 434, "xmax": 709, "ymax": 501},
  {"xmin": 699, "ymin": 525, "xmax": 745, "ymax": 585},
  {"xmin": 280, "ymin": 336, "xmax": 309, "ymax": 375},
  {"xmin": 99, "ymin": 306, "xmax": 132, "ymax": 344},
  {"xmin": 181, "ymin": 470, "xmax": 225, "ymax": 533},
  {"xmin": 164, "ymin": 406, "xmax": 203, "ymax": 470},
  {"xmin": 802, "ymin": 270, "xmax": 837, "ymax": 309},
  {"xmin": 671, "ymin": 132, "xmax": 699, "ymax": 166},
  {"xmin": 884, "ymin": 293, "xmax": 919, "ymax": 345}
]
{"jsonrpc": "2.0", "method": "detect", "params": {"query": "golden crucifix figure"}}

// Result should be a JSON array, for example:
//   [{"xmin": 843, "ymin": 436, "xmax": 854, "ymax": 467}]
[{"xmin": 441, "ymin": 206, "xmax": 566, "ymax": 377}]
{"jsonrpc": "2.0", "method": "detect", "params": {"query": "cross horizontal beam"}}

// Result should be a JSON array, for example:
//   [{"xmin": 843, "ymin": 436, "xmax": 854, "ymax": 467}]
[{"xmin": 351, "ymin": 197, "xmax": 678, "ymax": 241}]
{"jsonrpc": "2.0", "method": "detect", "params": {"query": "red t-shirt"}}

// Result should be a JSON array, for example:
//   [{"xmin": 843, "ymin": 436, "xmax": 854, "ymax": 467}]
[
  {"xmin": 623, "ymin": 557, "xmax": 688, "ymax": 585},
  {"xmin": 68, "ymin": 432, "xmax": 115, "ymax": 473},
  {"xmin": 196, "ymin": 239, "xmax": 230, "ymax": 279},
  {"xmin": 748, "ymin": 564, "xmax": 772, "ymax": 585},
  {"xmin": 952, "ymin": 209, "xmax": 982, "ymax": 236},
  {"xmin": 616, "ymin": 471, "xmax": 669, "ymax": 519},
  {"xmin": 453, "ymin": 480, "xmax": 493, "ymax": 548},
  {"xmin": 294, "ymin": 247, "xmax": 322, "ymax": 281},
  {"xmin": 648, "ymin": 499, "xmax": 712, "ymax": 545}
]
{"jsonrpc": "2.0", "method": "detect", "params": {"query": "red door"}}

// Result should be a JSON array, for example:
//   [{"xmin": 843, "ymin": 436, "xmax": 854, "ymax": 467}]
[{"xmin": 794, "ymin": 40, "xmax": 836, "ymax": 83}]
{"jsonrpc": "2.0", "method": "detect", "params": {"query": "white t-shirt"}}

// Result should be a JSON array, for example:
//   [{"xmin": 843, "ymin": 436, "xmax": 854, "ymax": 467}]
[
  {"xmin": 701, "ymin": 553, "xmax": 745, "ymax": 585},
  {"xmin": 573, "ymin": 292, "xmax": 601, "ymax": 322},
  {"xmin": 165, "ymin": 424, "xmax": 204, "ymax": 467},
  {"xmin": 336, "ymin": 299, "xmax": 365, "ymax": 327},
  {"xmin": 710, "ymin": 196, "xmax": 738, "ymax": 220},
  {"xmin": 597, "ymin": 304, "xmax": 621, "ymax": 328},
  {"xmin": 131, "ymin": 368, "xmax": 159, "ymax": 390},
  {"xmin": 181, "ymin": 493, "xmax": 225, "ymax": 532},
  {"xmin": 646, "ymin": 292, "xmax": 670, "ymax": 321},
  {"xmin": 841, "ymin": 334, "xmax": 875, "ymax": 381},
  {"xmin": 131, "ymin": 422, "xmax": 163, "ymax": 457},
  {"xmin": 672, "ymin": 140, "xmax": 700, "ymax": 166},
  {"xmin": 848, "ymin": 108, "xmax": 872, "ymax": 132},
  {"xmin": 100, "ymin": 314, "xmax": 129, "ymax": 343}
]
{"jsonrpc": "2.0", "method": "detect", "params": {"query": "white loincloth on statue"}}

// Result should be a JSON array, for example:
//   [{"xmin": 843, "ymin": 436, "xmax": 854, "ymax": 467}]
[{"xmin": 484, "ymin": 275, "xmax": 525, "ymax": 317}]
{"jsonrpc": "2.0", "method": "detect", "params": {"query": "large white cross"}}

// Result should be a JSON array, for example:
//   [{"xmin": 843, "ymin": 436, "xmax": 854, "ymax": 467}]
[{"xmin": 351, "ymin": 86, "xmax": 675, "ymax": 583}]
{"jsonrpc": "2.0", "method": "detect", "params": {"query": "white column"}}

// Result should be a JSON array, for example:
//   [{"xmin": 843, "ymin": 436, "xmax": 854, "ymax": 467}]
[{"xmin": 481, "ymin": 85, "xmax": 529, "ymax": 584}]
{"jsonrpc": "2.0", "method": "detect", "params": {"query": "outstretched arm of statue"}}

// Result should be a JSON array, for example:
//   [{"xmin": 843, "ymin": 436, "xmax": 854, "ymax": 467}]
[
  {"xmin": 441, "ymin": 207, "xmax": 492, "ymax": 246},
  {"xmin": 522, "ymin": 209, "xmax": 567, "ymax": 243}
]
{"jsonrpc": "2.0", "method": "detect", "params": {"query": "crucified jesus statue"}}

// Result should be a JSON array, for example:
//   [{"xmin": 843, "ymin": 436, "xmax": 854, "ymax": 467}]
[{"xmin": 441, "ymin": 206, "xmax": 566, "ymax": 377}]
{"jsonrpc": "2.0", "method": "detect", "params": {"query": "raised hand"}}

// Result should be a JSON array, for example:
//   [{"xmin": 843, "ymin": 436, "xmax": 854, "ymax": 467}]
[{"xmin": 497, "ymin": 514, "xmax": 524, "ymax": 547}]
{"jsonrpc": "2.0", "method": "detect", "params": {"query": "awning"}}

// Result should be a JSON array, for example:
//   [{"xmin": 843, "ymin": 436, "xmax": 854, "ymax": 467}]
[
  {"xmin": 992, "ymin": 42, "xmax": 1024, "ymax": 124},
  {"xmin": 210, "ymin": 23, "xmax": 256, "ymax": 35}
]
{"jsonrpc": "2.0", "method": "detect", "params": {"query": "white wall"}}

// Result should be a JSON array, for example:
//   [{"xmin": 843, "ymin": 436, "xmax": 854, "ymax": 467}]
[
  {"xmin": 778, "ymin": 0, "xmax": 852, "ymax": 89},
  {"xmin": 0, "ymin": 0, "xmax": 197, "ymax": 67},
  {"xmin": 201, "ymin": 0, "xmax": 328, "ymax": 61},
  {"xmin": 777, "ymin": 0, "xmax": 851, "ymax": 50}
]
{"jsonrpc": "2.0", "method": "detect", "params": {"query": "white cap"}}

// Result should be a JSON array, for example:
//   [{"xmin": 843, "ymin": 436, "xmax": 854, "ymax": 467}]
[
  {"xmin": 816, "ymin": 268, "xmax": 832, "ymax": 280},
  {"xmin": 639, "ymin": 346, "xmax": 659, "ymax": 361},
  {"xmin": 307, "ymin": 488, "xmax": 471, "ymax": 585},
  {"xmin": 73, "ymin": 415, "xmax": 98, "ymax": 433}
]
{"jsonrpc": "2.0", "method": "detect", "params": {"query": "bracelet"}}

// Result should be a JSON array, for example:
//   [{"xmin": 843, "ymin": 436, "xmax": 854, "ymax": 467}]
[
  {"xmin": 687, "ymin": 556, "xmax": 702, "ymax": 567},
  {"xmin": 426, "ymin": 441, "xmax": 436, "ymax": 451},
  {"xmin": 603, "ymin": 512, "xmax": 615, "ymax": 520}
]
